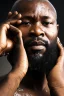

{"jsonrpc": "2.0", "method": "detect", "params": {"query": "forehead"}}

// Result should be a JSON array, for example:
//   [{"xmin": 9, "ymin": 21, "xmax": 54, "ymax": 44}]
[{"xmin": 12, "ymin": 0, "xmax": 56, "ymax": 20}]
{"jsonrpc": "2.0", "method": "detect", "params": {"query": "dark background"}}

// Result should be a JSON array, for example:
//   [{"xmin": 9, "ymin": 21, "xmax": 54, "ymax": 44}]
[{"xmin": 0, "ymin": 0, "xmax": 64, "ymax": 76}]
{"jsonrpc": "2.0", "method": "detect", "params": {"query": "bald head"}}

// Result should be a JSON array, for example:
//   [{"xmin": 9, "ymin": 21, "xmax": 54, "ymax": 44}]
[{"xmin": 11, "ymin": 0, "xmax": 57, "ymax": 19}]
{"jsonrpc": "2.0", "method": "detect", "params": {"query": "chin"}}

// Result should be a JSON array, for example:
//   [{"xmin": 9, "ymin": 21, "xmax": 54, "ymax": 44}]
[
  {"xmin": 29, "ymin": 52, "xmax": 44, "ymax": 60},
  {"xmin": 27, "ymin": 51, "xmax": 46, "ymax": 71},
  {"xmin": 25, "ymin": 38, "xmax": 59, "ymax": 73}
]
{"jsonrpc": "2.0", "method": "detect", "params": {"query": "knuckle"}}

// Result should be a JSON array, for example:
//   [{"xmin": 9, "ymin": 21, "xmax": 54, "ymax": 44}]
[
  {"xmin": 3, "ymin": 24, "xmax": 9, "ymax": 28},
  {"xmin": 1, "ymin": 24, "xmax": 9, "ymax": 30},
  {"xmin": 8, "ymin": 12, "xmax": 12, "ymax": 15},
  {"xmin": 7, "ymin": 40, "xmax": 13, "ymax": 49},
  {"xmin": 14, "ymin": 11, "xmax": 18, "ymax": 15},
  {"xmin": 18, "ymin": 14, "xmax": 22, "ymax": 18}
]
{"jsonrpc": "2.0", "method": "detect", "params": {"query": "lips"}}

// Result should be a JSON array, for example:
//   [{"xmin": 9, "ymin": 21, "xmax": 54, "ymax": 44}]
[
  {"xmin": 27, "ymin": 40, "xmax": 46, "ymax": 47},
  {"xmin": 30, "ymin": 45, "xmax": 45, "ymax": 50},
  {"xmin": 27, "ymin": 40, "xmax": 46, "ymax": 51}
]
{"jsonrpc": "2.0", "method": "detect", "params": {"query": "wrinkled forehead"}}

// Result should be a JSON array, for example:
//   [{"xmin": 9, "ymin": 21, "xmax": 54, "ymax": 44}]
[
  {"xmin": 11, "ymin": 0, "xmax": 57, "ymax": 20},
  {"xmin": 33, "ymin": 2, "xmax": 56, "ymax": 20}
]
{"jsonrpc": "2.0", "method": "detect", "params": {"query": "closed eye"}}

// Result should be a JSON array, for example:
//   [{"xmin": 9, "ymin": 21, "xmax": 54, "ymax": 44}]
[{"xmin": 21, "ymin": 21, "xmax": 31, "ymax": 26}]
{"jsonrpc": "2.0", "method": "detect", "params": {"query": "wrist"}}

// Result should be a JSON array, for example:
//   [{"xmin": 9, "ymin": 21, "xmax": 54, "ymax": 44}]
[
  {"xmin": 48, "ymin": 80, "xmax": 64, "ymax": 96},
  {"xmin": 8, "ymin": 72, "xmax": 21, "ymax": 88},
  {"xmin": 49, "ymin": 86, "xmax": 64, "ymax": 96},
  {"xmin": 9, "ymin": 66, "xmax": 27, "ymax": 82}
]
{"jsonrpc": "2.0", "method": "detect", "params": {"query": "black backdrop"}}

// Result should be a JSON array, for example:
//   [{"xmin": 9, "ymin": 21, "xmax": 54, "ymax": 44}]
[{"xmin": 0, "ymin": 0, "xmax": 64, "ymax": 76}]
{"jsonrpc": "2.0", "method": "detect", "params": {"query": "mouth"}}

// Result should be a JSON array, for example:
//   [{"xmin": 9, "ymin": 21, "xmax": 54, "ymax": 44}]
[
  {"xmin": 28, "ymin": 40, "xmax": 46, "ymax": 46},
  {"xmin": 30, "ymin": 45, "xmax": 45, "ymax": 50},
  {"xmin": 26, "ymin": 40, "xmax": 46, "ymax": 54}
]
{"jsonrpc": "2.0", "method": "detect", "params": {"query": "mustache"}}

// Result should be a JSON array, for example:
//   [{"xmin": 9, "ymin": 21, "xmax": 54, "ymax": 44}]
[{"xmin": 24, "ymin": 37, "xmax": 48, "ymax": 48}]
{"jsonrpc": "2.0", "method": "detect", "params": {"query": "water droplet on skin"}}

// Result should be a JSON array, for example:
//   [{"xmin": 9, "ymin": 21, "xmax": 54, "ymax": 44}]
[{"xmin": 14, "ymin": 91, "xmax": 21, "ymax": 96}]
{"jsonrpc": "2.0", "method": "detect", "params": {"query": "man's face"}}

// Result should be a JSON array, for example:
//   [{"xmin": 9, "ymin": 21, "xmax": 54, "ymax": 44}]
[{"xmin": 16, "ymin": 1, "xmax": 58, "ymax": 71}]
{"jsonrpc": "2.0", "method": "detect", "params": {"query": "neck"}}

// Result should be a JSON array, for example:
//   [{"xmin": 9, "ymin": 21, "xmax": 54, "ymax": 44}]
[{"xmin": 20, "ymin": 69, "xmax": 47, "ymax": 90}]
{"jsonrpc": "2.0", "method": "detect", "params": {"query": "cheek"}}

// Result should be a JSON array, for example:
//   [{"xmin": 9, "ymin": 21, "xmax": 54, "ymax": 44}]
[
  {"xmin": 46, "ymin": 27, "xmax": 58, "ymax": 41},
  {"xmin": 18, "ymin": 26, "xmax": 30, "ymax": 37}
]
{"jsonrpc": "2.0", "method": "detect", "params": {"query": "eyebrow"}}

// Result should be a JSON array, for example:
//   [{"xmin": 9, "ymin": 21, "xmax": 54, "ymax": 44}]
[
  {"xmin": 21, "ymin": 15, "xmax": 53, "ymax": 21},
  {"xmin": 42, "ymin": 16, "xmax": 50, "ymax": 19},
  {"xmin": 21, "ymin": 16, "xmax": 35, "ymax": 21}
]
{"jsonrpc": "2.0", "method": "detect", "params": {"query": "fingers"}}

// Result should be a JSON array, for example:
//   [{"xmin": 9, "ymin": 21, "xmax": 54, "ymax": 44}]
[
  {"xmin": 0, "ymin": 11, "xmax": 22, "ymax": 56},
  {"xmin": 10, "ymin": 25, "xmax": 22, "ymax": 37},
  {"xmin": 0, "ymin": 24, "xmax": 14, "ymax": 56},
  {"xmin": 7, "ymin": 11, "xmax": 22, "ymax": 25},
  {"xmin": 5, "ymin": 39, "xmax": 13, "ymax": 52},
  {"xmin": 8, "ymin": 11, "xmax": 18, "ymax": 19},
  {"xmin": 8, "ymin": 11, "xmax": 18, "ymax": 17},
  {"xmin": 0, "ymin": 24, "xmax": 22, "ymax": 56},
  {"xmin": 0, "ymin": 24, "xmax": 10, "ymax": 53},
  {"xmin": 57, "ymin": 37, "xmax": 64, "ymax": 56},
  {"xmin": 8, "ymin": 12, "xmax": 12, "ymax": 18},
  {"xmin": 56, "ymin": 37, "xmax": 64, "ymax": 66},
  {"xmin": 0, "ymin": 39, "xmax": 13, "ymax": 56}
]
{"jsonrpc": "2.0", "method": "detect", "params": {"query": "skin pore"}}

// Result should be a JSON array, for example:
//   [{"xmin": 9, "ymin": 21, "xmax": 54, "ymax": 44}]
[{"xmin": 7, "ymin": 0, "xmax": 59, "ymax": 95}]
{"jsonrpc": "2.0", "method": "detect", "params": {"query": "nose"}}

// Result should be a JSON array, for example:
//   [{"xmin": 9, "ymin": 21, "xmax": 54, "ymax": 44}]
[{"xmin": 29, "ymin": 22, "xmax": 45, "ymax": 37}]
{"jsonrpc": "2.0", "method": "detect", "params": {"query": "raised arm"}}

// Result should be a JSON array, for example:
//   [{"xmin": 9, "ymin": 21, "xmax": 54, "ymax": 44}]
[
  {"xmin": 0, "ymin": 11, "xmax": 28, "ymax": 96},
  {"xmin": 47, "ymin": 38, "xmax": 64, "ymax": 96}
]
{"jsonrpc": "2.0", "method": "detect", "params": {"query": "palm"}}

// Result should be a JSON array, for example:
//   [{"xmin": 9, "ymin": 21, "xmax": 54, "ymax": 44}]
[{"xmin": 47, "ymin": 38, "xmax": 64, "ymax": 88}]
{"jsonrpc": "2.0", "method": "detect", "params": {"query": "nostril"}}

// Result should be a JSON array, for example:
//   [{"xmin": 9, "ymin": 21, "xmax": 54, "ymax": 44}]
[{"xmin": 40, "ymin": 33, "xmax": 45, "ymax": 36}]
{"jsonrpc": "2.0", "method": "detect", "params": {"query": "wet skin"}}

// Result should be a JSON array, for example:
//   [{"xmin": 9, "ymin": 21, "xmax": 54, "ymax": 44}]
[
  {"xmin": 14, "ymin": 0, "xmax": 58, "ymax": 62},
  {"xmin": 0, "ymin": 0, "xmax": 61, "ymax": 96},
  {"xmin": 10, "ymin": 0, "xmax": 59, "ymax": 96}
]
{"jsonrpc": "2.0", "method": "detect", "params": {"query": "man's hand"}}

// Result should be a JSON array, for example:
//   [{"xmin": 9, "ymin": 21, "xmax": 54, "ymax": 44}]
[
  {"xmin": 0, "ymin": 11, "xmax": 29, "ymax": 96},
  {"xmin": 0, "ymin": 11, "xmax": 28, "ymax": 80},
  {"xmin": 47, "ymin": 38, "xmax": 64, "ymax": 96},
  {"xmin": 0, "ymin": 11, "xmax": 22, "ymax": 56}
]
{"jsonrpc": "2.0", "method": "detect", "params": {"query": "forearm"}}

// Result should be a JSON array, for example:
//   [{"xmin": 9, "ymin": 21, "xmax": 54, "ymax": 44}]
[
  {"xmin": 0, "ymin": 72, "xmax": 21, "ymax": 96},
  {"xmin": 50, "ymin": 86, "xmax": 64, "ymax": 96}
]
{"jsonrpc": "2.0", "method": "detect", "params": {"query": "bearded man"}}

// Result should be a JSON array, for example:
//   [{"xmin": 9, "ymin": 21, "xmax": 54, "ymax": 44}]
[{"xmin": 0, "ymin": 0, "xmax": 64, "ymax": 96}]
